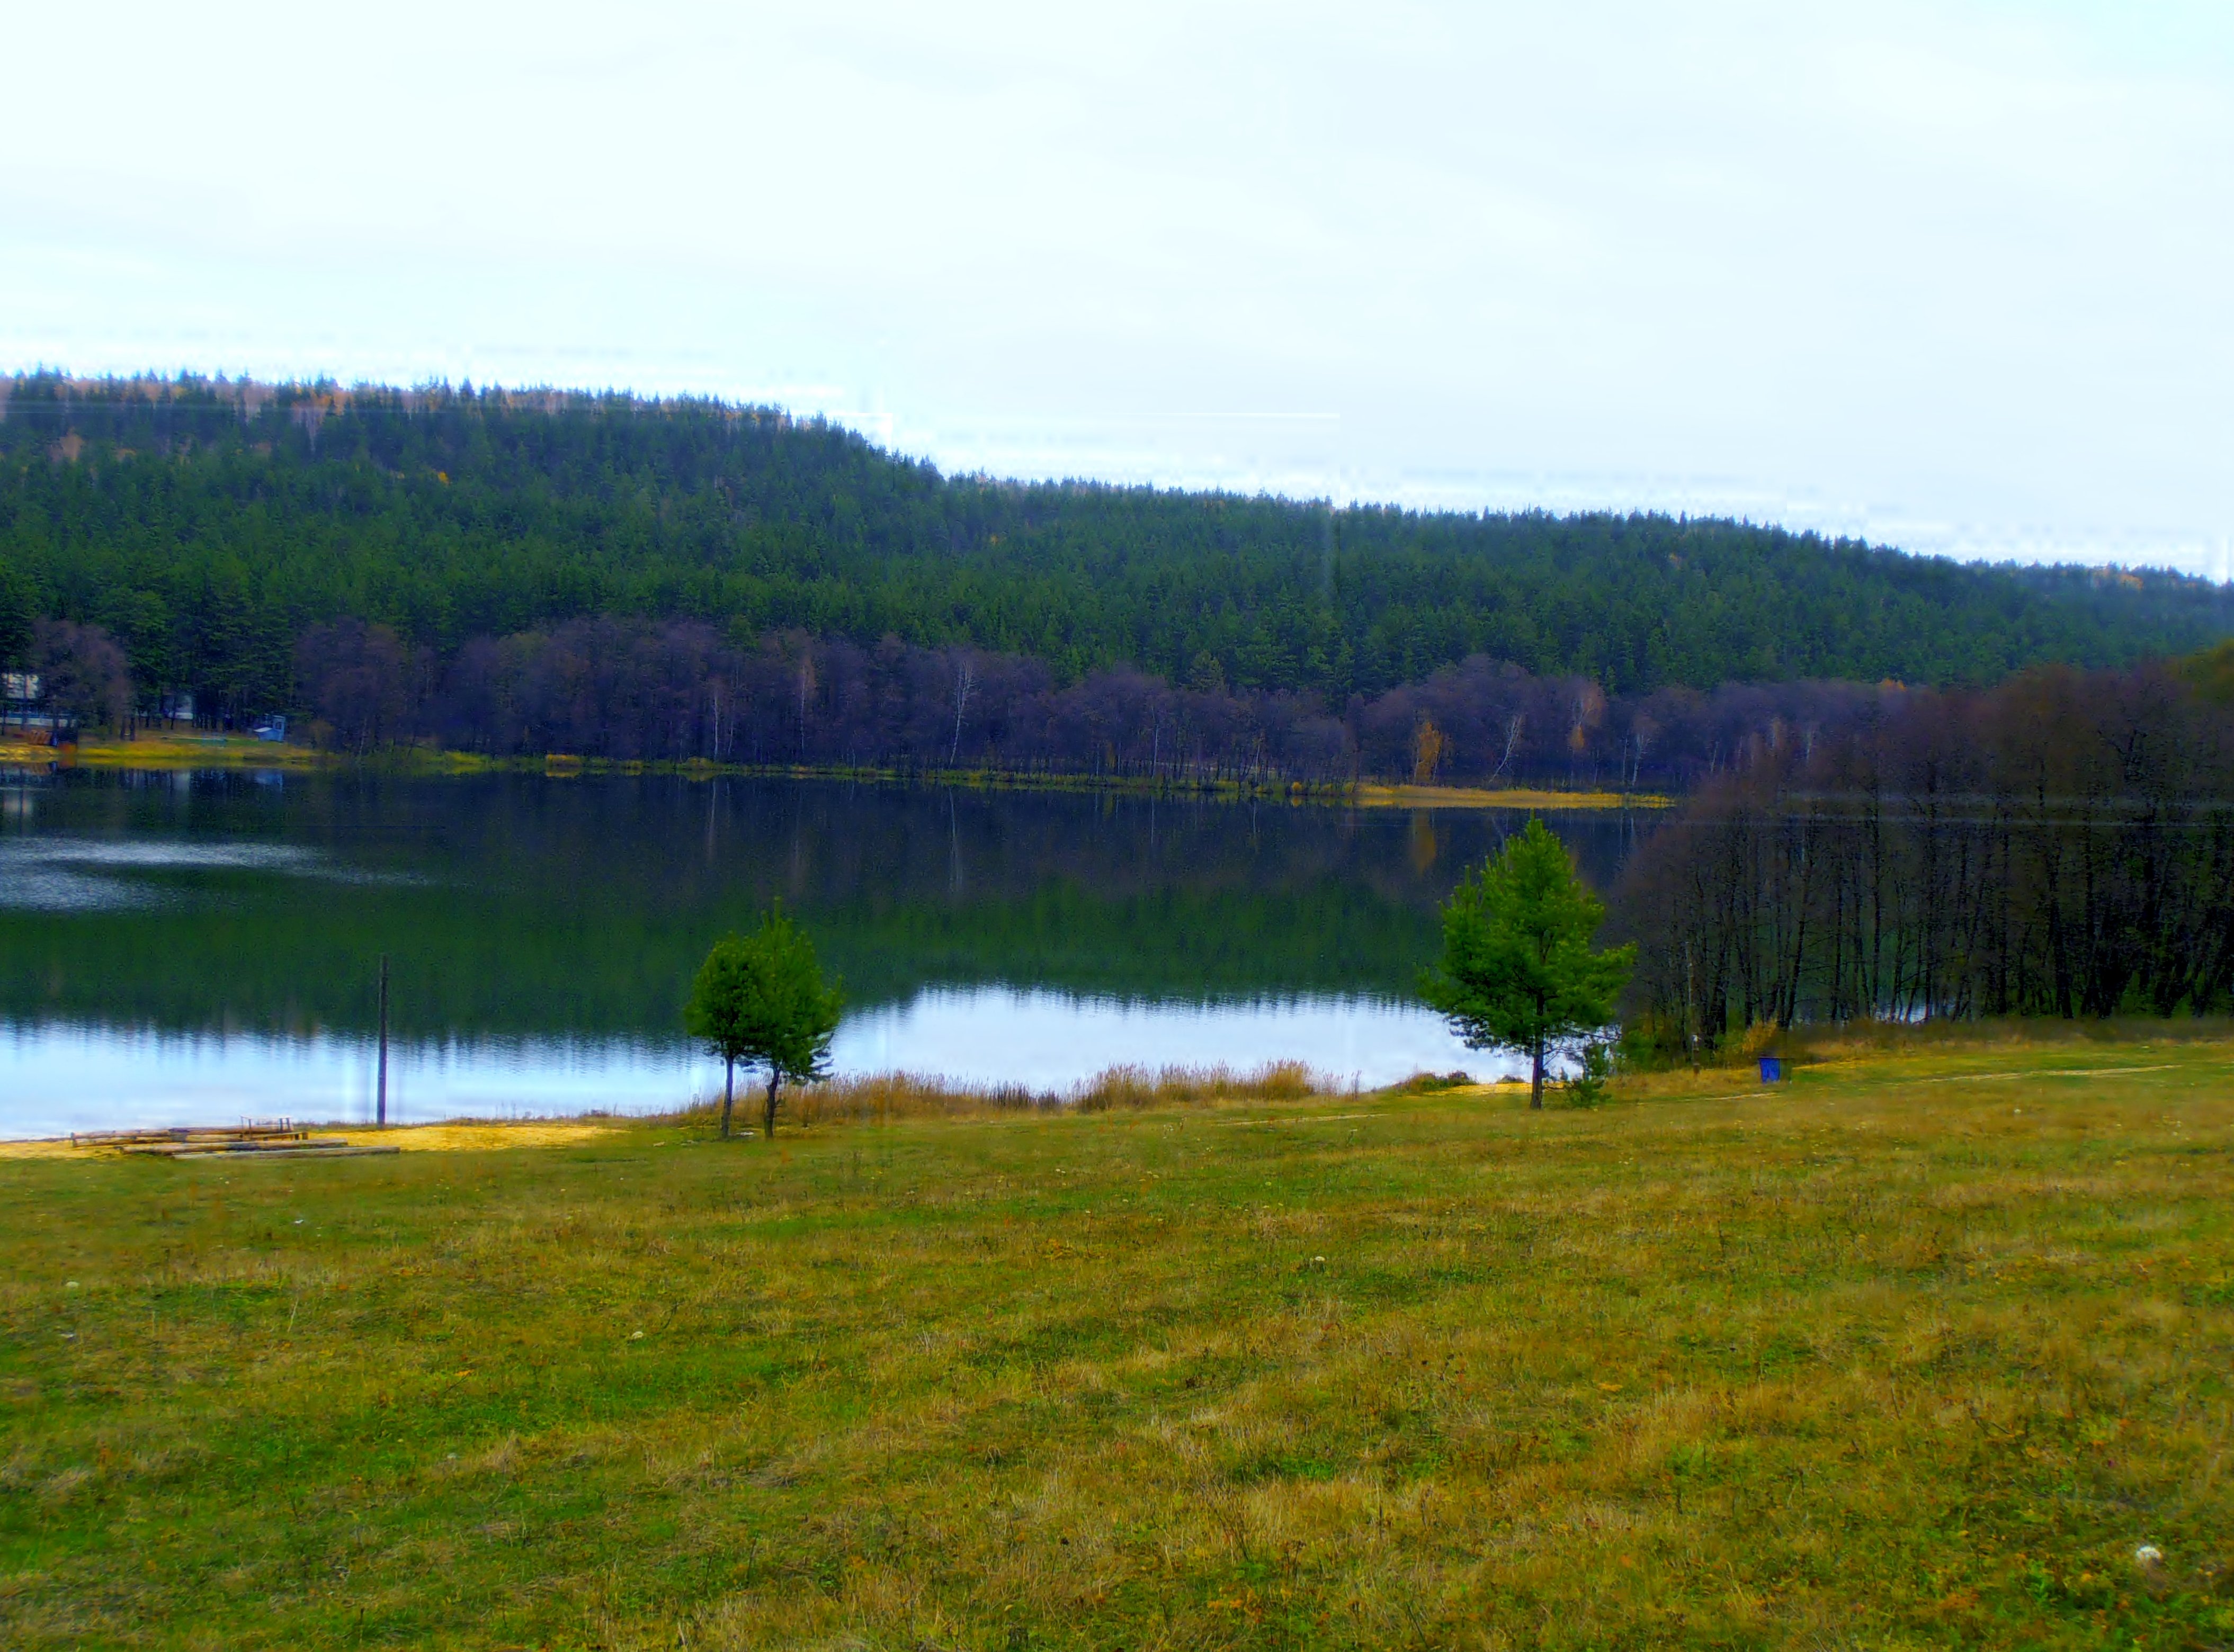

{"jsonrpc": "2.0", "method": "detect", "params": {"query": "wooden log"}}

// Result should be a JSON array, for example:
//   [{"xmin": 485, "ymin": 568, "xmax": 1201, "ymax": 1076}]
[
  {"xmin": 119, "ymin": 1136, "xmax": 367, "ymax": 1159},
  {"xmin": 160, "ymin": 1144, "xmax": 400, "ymax": 1160},
  {"xmin": 76, "ymin": 1124, "xmax": 307, "ymax": 1148}
]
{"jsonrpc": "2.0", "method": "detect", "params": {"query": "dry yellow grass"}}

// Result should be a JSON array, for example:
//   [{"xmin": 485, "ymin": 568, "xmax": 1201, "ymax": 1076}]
[
  {"xmin": 0, "ymin": 1137, "xmax": 83, "ymax": 1161},
  {"xmin": 764, "ymin": 1060, "xmax": 1331, "ymax": 1128},
  {"xmin": 0, "ymin": 1121, "xmax": 619, "ymax": 1159},
  {"xmin": 1347, "ymin": 782, "xmax": 1666, "ymax": 810},
  {"xmin": 0, "ymin": 731, "xmax": 329, "ymax": 768},
  {"xmin": 326, "ymin": 1120, "xmax": 620, "ymax": 1152}
]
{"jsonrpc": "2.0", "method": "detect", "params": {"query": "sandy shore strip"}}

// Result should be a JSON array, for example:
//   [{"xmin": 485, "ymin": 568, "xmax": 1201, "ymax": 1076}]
[
  {"xmin": 0, "ymin": 1120, "xmax": 621, "ymax": 1159},
  {"xmin": 1346, "ymin": 782, "xmax": 1667, "ymax": 810}
]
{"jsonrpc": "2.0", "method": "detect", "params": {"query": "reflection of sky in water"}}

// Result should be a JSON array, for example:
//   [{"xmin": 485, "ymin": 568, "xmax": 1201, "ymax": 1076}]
[
  {"xmin": 835, "ymin": 988, "xmax": 1501, "ymax": 1091},
  {"xmin": 0, "ymin": 1022, "xmax": 691, "ymax": 1136},
  {"xmin": 0, "ymin": 836, "xmax": 421, "ymax": 910},
  {"xmin": 0, "ymin": 864, "xmax": 164, "ymax": 911},
  {"xmin": 5, "ymin": 840, "xmax": 323, "ymax": 870},
  {"xmin": 1, "ymin": 990, "xmax": 1514, "ymax": 1137}
]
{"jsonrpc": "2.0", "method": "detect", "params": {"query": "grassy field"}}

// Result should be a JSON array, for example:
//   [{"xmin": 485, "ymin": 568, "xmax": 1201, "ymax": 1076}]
[{"xmin": 4, "ymin": 1036, "xmax": 2232, "ymax": 1649}]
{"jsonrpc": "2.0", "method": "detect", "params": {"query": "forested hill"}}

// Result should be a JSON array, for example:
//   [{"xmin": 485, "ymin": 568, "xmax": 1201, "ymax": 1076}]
[{"xmin": 2, "ymin": 373, "xmax": 2228, "ymax": 712}]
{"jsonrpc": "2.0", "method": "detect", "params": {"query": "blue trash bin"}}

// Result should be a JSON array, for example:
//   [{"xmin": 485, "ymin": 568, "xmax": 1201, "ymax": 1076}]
[{"xmin": 1759, "ymin": 1056, "xmax": 1782, "ymax": 1083}]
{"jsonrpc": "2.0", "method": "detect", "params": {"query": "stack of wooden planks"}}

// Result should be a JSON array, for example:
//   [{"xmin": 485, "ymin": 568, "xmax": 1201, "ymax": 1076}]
[{"xmin": 71, "ymin": 1123, "xmax": 400, "ymax": 1160}]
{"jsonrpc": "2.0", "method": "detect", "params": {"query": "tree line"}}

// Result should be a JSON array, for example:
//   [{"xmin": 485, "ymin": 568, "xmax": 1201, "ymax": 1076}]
[
  {"xmin": 1616, "ymin": 650, "xmax": 2234, "ymax": 1047},
  {"xmin": 5, "ymin": 372, "xmax": 2228, "ymax": 731},
  {"xmin": 26, "ymin": 597, "xmax": 2197, "ymax": 793},
  {"xmin": 271, "ymin": 615, "xmax": 1945, "ymax": 789}
]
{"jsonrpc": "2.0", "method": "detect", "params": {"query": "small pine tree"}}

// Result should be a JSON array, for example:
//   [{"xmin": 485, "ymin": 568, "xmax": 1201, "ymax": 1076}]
[
  {"xmin": 684, "ymin": 907, "xmax": 845, "ymax": 1139},
  {"xmin": 1421, "ymin": 818, "xmax": 1634, "ymax": 1109}
]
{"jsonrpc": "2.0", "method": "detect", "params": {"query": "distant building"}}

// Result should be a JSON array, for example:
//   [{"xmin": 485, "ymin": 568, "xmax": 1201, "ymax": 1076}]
[{"xmin": 3, "ymin": 672, "xmax": 43, "ymax": 738}]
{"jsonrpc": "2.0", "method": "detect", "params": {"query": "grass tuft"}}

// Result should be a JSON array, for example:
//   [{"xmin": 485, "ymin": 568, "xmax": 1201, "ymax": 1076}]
[{"xmin": 681, "ymin": 1059, "xmax": 1340, "ymax": 1129}]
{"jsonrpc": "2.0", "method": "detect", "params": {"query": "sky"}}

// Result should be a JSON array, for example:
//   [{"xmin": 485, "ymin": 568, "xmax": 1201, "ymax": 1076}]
[{"xmin": 5, "ymin": 1, "xmax": 2232, "ymax": 574}]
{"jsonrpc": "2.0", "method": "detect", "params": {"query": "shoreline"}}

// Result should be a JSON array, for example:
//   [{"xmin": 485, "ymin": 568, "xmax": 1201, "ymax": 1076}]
[
  {"xmin": 1, "ymin": 734, "xmax": 1667, "ymax": 810},
  {"xmin": 0, "ymin": 1083, "xmax": 1507, "ymax": 1156},
  {"xmin": 11, "ymin": 1020, "xmax": 2223, "ymax": 1150}
]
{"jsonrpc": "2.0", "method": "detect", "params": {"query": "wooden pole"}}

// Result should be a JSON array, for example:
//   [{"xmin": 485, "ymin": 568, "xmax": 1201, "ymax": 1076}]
[{"xmin": 377, "ymin": 953, "xmax": 389, "ymax": 1129}]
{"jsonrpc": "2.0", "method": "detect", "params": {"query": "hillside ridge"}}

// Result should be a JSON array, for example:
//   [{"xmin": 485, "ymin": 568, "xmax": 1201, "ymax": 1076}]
[{"xmin": 3, "ymin": 372, "xmax": 2228, "ymax": 721}]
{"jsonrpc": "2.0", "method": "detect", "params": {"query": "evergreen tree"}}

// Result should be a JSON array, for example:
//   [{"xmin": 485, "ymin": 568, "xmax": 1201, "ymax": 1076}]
[
  {"xmin": 1422, "ymin": 819, "xmax": 1635, "ymax": 1109},
  {"xmin": 684, "ymin": 908, "xmax": 845, "ymax": 1139}
]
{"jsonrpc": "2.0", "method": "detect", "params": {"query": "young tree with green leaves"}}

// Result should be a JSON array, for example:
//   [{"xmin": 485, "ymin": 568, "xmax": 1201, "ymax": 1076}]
[
  {"xmin": 1421, "ymin": 817, "xmax": 1635, "ymax": 1109},
  {"xmin": 684, "ymin": 907, "xmax": 845, "ymax": 1139}
]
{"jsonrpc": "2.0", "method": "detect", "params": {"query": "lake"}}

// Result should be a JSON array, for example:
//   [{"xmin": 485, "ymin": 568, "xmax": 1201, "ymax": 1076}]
[{"xmin": 0, "ymin": 768, "xmax": 1649, "ymax": 1135}]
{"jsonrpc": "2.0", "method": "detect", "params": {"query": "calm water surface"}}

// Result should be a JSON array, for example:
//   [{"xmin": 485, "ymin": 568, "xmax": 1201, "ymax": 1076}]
[{"xmin": 0, "ymin": 769, "xmax": 1649, "ymax": 1134}]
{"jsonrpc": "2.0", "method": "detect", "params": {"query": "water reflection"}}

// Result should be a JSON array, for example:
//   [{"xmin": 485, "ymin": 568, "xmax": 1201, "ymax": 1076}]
[
  {"xmin": 837, "ymin": 987, "xmax": 1498, "ymax": 1092},
  {"xmin": 2, "ymin": 992, "xmax": 1507, "ymax": 1138},
  {"xmin": 0, "ymin": 769, "xmax": 1649, "ymax": 1132},
  {"xmin": 0, "ymin": 837, "xmax": 338, "ymax": 912}
]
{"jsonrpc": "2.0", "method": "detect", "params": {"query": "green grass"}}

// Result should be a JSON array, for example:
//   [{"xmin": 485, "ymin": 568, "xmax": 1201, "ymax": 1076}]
[{"xmin": 6, "ymin": 1037, "xmax": 2234, "ymax": 1648}]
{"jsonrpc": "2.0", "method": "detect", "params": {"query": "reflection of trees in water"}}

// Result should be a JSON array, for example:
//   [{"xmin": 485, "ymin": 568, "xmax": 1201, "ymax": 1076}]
[
  {"xmin": 1408, "ymin": 811, "xmax": 1437, "ymax": 874},
  {"xmin": 1619, "ymin": 662, "xmax": 2234, "ymax": 1044},
  {"xmin": 0, "ymin": 771, "xmax": 1651, "ymax": 1039}
]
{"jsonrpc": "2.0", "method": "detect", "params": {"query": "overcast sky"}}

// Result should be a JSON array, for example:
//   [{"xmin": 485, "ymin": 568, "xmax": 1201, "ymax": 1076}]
[{"xmin": 6, "ymin": 2, "xmax": 2231, "ymax": 573}]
